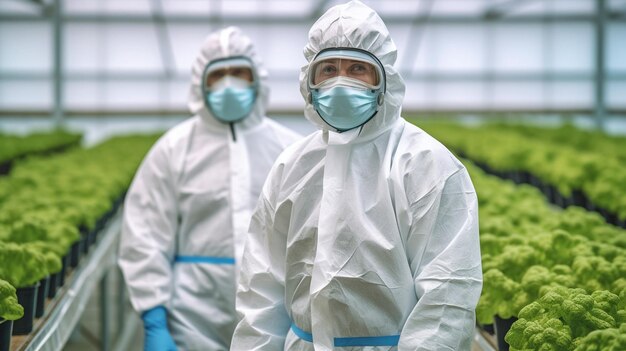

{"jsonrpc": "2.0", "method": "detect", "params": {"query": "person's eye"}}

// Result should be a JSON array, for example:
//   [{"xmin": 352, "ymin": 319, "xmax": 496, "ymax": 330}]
[
  {"xmin": 321, "ymin": 65, "xmax": 337, "ymax": 75},
  {"xmin": 210, "ymin": 72, "xmax": 224, "ymax": 80},
  {"xmin": 350, "ymin": 64, "xmax": 368, "ymax": 74}
]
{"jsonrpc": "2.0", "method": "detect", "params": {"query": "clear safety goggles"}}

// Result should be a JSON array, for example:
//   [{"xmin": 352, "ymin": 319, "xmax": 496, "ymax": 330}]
[
  {"xmin": 202, "ymin": 56, "xmax": 257, "ymax": 92},
  {"xmin": 308, "ymin": 48, "xmax": 385, "ymax": 91}
]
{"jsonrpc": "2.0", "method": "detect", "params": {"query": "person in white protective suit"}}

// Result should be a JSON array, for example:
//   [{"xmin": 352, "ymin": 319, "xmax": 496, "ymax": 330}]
[
  {"xmin": 118, "ymin": 26, "xmax": 301, "ymax": 351},
  {"xmin": 230, "ymin": 1, "xmax": 483, "ymax": 350}
]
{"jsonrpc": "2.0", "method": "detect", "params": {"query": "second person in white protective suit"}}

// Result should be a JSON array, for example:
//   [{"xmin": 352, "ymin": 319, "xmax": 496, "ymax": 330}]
[
  {"xmin": 118, "ymin": 26, "xmax": 301, "ymax": 351},
  {"xmin": 231, "ymin": 1, "xmax": 483, "ymax": 350}
]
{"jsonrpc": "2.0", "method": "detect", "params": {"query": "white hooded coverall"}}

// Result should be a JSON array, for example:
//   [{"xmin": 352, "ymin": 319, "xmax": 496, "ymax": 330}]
[
  {"xmin": 231, "ymin": 2, "xmax": 483, "ymax": 350},
  {"xmin": 118, "ymin": 27, "xmax": 301, "ymax": 350}
]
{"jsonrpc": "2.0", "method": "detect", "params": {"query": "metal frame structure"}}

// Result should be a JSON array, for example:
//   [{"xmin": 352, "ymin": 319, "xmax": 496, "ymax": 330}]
[{"xmin": 1, "ymin": 0, "xmax": 624, "ymax": 131}]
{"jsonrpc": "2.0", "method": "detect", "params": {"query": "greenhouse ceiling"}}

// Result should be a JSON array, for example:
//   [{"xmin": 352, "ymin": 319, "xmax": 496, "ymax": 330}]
[{"xmin": 1, "ymin": 0, "xmax": 625, "ymax": 22}]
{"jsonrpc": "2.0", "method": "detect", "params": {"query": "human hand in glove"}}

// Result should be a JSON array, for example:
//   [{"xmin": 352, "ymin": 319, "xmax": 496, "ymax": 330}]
[{"xmin": 142, "ymin": 306, "xmax": 178, "ymax": 351}]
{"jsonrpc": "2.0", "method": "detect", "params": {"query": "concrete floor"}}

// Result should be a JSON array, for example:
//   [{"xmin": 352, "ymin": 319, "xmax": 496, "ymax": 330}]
[{"xmin": 63, "ymin": 270, "xmax": 143, "ymax": 351}]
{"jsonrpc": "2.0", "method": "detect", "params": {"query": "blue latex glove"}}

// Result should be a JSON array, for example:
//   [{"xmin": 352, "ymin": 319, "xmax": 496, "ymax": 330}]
[{"xmin": 142, "ymin": 306, "xmax": 178, "ymax": 351}]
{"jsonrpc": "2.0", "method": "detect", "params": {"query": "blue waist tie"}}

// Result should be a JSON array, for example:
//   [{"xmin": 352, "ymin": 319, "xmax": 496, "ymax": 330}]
[
  {"xmin": 174, "ymin": 255, "xmax": 235, "ymax": 264},
  {"xmin": 290, "ymin": 323, "xmax": 400, "ymax": 347}
]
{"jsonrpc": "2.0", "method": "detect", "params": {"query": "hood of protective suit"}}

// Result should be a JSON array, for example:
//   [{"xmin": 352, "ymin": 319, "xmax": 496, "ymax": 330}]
[
  {"xmin": 189, "ymin": 26, "xmax": 269, "ymax": 130},
  {"xmin": 300, "ymin": 0, "xmax": 406, "ymax": 139}
]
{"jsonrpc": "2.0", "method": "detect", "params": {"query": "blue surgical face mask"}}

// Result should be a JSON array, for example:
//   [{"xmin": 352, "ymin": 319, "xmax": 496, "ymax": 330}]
[
  {"xmin": 205, "ymin": 76, "xmax": 257, "ymax": 123},
  {"xmin": 311, "ymin": 77, "xmax": 381, "ymax": 132}
]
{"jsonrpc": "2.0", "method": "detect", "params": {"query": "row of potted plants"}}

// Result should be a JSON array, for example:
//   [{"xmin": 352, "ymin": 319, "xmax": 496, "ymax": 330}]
[
  {"xmin": 412, "ymin": 121, "xmax": 626, "ymax": 226},
  {"xmin": 461, "ymin": 159, "xmax": 625, "ymax": 350},
  {"xmin": 486, "ymin": 122, "xmax": 626, "ymax": 163},
  {"xmin": 0, "ymin": 130, "xmax": 82, "ymax": 175},
  {"xmin": 0, "ymin": 134, "xmax": 159, "ymax": 349}
]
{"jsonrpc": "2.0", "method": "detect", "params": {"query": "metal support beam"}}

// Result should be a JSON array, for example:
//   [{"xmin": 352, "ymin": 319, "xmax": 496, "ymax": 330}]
[
  {"xmin": 150, "ymin": 0, "xmax": 176, "ymax": 79},
  {"xmin": 310, "ymin": 0, "xmax": 332, "ymax": 20},
  {"xmin": 6, "ymin": 70, "xmax": 626, "ymax": 83},
  {"xmin": 52, "ymin": 0, "xmax": 63, "ymax": 126},
  {"xmin": 4, "ymin": 71, "xmax": 621, "ymax": 82},
  {"xmin": 3, "ymin": 13, "xmax": 622, "ymax": 24},
  {"xmin": 400, "ymin": 0, "xmax": 435, "ymax": 75},
  {"xmin": 595, "ymin": 0, "xmax": 607, "ymax": 131},
  {"xmin": 10, "ymin": 0, "xmax": 50, "ymax": 12},
  {"xmin": 209, "ymin": 0, "xmax": 223, "ymax": 28},
  {"xmin": 483, "ymin": 0, "xmax": 541, "ymax": 20}
]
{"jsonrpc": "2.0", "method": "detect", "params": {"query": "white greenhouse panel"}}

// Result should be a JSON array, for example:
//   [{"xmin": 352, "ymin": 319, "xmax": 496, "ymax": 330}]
[
  {"xmin": 492, "ymin": 24, "xmax": 545, "ymax": 72},
  {"xmin": 100, "ymin": 24, "xmax": 163, "ymax": 72},
  {"xmin": 434, "ymin": 81, "xmax": 487, "ymax": 108},
  {"xmin": 402, "ymin": 81, "xmax": 430, "ymax": 110},
  {"xmin": 64, "ymin": 0, "xmax": 151, "ymax": 15},
  {"xmin": 385, "ymin": 24, "xmax": 412, "ymax": 71},
  {"xmin": 0, "ymin": 22, "xmax": 51, "ymax": 72},
  {"xmin": 0, "ymin": 80, "xmax": 51, "ymax": 108},
  {"xmin": 0, "ymin": 1, "xmax": 41, "ymax": 15},
  {"xmin": 548, "ymin": 24, "xmax": 593, "ymax": 72},
  {"xmin": 64, "ymin": 81, "xmax": 102, "ymax": 109},
  {"xmin": 266, "ymin": 81, "xmax": 307, "ymax": 110},
  {"xmin": 371, "ymin": 0, "xmax": 422, "ymax": 16},
  {"xmin": 161, "ymin": 0, "xmax": 211, "ymax": 15},
  {"xmin": 410, "ymin": 25, "xmax": 440, "ymax": 73},
  {"xmin": 607, "ymin": 82, "xmax": 626, "ymax": 108},
  {"xmin": 63, "ymin": 23, "xmax": 165, "ymax": 73},
  {"xmin": 402, "ymin": 81, "xmax": 488, "ymax": 110},
  {"xmin": 96, "ymin": 81, "xmax": 166, "ymax": 108},
  {"xmin": 548, "ymin": 81, "xmax": 594, "ymax": 108},
  {"xmin": 429, "ymin": 0, "xmax": 489, "ymax": 16},
  {"xmin": 252, "ymin": 25, "xmax": 309, "ymax": 73},
  {"xmin": 167, "ymin": 80, "xmax": 193, "ymax": 110},
  {"xmin": 64, "ymin": 24, "xmax": 106, "ymax": 72},
  {"xmin": 165, "ymin": 24, "xmax": 215, "ymax": 74},
  {"xmin": 430, "ymin": 25, "xmax": 487, "ymax": 73},
  {"xmin": 512, "ymin": 0, "xmax": 594, "ymax": 16},
  {"xmin": 608, "ymin": 24, "xmax": 626, "ymax": 72},
  {"xmin": 430, "ymin": 81, "xmax": 488, "ymax": 109},
  {"xmin": 219, "ymin": 0, "xmax": 315, "ymax": 17},
  {"xmin": 490, "ymin": 82, "xmax": 549, "ymax": 108}
]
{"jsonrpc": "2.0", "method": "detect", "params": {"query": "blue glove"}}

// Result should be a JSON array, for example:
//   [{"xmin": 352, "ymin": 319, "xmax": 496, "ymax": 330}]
[{"xmin": 142, "ymin": 306, "xmax": 178, "ymax": 351}]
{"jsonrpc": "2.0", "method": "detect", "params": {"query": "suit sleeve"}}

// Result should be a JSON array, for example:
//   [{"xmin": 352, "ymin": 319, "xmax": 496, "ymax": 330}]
[
  {"xmin": 118, "ymin": 139, "xmax": 179, "ymax": 314},
  {"xmin": 399, "ymin": 167, "xmax": 483, "ymax": 351}
]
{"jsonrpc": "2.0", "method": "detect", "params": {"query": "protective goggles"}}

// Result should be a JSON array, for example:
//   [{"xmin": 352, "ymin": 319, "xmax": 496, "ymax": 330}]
[
  {"xmin": 202, "ymin": 56, "xmax": 257, "ymax": 92},
  {"xmin": 308, "ymin": 48, "xmax": 385, "ymax": 91}
]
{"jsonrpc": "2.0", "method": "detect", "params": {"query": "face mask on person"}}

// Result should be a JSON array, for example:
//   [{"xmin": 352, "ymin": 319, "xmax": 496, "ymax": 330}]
[
  {"xmin": 203, "ymin": 56, "xmax": 258, "ymax": 124},
  {"xmin": 205, "ymin": 76, "xmax": 256, "ymax": 123},
  {"xmin": 311, "ymin": 76, "xmax": 381, "ymax": 132},
  {"xmin": 307, "ymin": 48, "xmax": 385, "ymax": 132}
]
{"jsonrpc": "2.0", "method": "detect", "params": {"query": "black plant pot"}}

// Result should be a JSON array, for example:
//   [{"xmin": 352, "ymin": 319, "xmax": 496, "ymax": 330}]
[
  {"xmin": 48, "ymin": 271, "xmax": 60, "ymax": 298},
  {"xmin": 0, "ymin": 319, "xmax": 13, "ymax": 351},
  {"xmin": 494, "ymin": 315, "xmax": 517, "ymax": 351},
  {"xmin": 59, "ymin": 254, "xmax": 70, "ymax": 287},
  {"xmin": 0, "ymin": 160, "xmax": 12, "ymax": 176},
  {"xmin": 70, "ymin": 240, "xmax": 82, "ymax": 268},
  {"xmin": 81, "ymin": 230, "xmax": 90, "ymax": 255},
  {"xmin": 13, "ymin": 283, "xmax": 40, "ymax": 335},
  {"xmin": 88, "ymin": 229, "xmax": 97, "ymax": 248},
  {"xmin": 35, "ymin": 276, "xmax": 50, "ymax": 318},
  {"xmin": 481, "ymin": 323, "xmax": 495, "ymax": 335}
]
